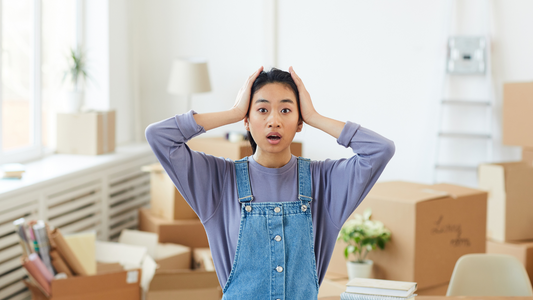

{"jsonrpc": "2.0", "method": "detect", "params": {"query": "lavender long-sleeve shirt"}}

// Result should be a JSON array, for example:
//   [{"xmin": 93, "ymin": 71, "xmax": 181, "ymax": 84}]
[{"xmin": 145, "ymin": 110, "xmax": 395, "ymax": 289}]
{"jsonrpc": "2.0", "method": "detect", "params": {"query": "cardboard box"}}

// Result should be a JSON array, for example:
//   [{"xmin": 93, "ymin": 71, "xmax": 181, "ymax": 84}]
[
  {"xmin": 327, "ymin": 181, "xmax": 487, "ymax": 290},
  {"xmin": 478, "ymin": 162, "xmax": 533, "ymax": 242},
  {"xmin": 25, "ymin": 264, "xmax": 142, "ymax": 300},
  {"xmin": 142, "ymin": 163, "xmax": 198, "ymax": 221},
  {"xmin": 523, "ymin": 148, "xmax": 533, "ymax": 166},
  {"xmin": 486, "ymin": 239, "xmax": 533, "ymax": 285},
  {"xmin": 138, "ymin": 208, "xmax": 209, "ymax": 248},
  {"xmin": 56, "ymin": 110, "xmax": 116, "ymax": 155},
  {"xmin": 187, "ymin": 137, "xmax": 302, "ymax": 160},
  {"xmin": 503, "ymin": 81, "xmax": 533, "ymax": 148},
  {"xmin": 147, "ymin": 269, "xmax": 222, "ymax": 300}
]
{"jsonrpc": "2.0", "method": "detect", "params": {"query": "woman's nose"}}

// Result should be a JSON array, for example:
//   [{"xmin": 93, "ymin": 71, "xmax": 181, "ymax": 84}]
[{"xmin": 267, "ymin": 113, "xmax": 281, "ymax": 127}]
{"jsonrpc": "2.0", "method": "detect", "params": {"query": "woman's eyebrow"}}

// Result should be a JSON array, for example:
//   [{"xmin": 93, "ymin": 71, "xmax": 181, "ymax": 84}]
[{"xmin": 254, "ymin": 99, "xmax": 295, "ymax": 104}]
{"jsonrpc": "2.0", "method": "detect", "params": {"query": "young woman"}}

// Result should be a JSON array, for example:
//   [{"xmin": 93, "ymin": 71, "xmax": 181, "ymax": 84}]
[{"xmin": 145, "ymin": 66, "xmax": 395, "ymax": 299}]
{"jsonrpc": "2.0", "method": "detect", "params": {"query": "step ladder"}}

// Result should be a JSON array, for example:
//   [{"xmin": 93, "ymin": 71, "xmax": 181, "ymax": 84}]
[{"xmin": 433, "ymin": 1, "xmax": 495, "ymax": 188}]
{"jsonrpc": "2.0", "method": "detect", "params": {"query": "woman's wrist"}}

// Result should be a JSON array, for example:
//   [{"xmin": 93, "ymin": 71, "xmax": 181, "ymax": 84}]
[
  {"xmin": 194, "ymin": 109, "xmax": 244, "ymax": 131},
  {"xmin": 306, "ymin": 112, "xmax": 345, "ymax": 139}
]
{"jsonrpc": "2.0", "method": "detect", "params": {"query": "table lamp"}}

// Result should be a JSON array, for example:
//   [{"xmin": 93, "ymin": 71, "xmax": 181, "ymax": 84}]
[{"xmin": 167, "ymin": 57, "xmax": 212, "ymax": 111}]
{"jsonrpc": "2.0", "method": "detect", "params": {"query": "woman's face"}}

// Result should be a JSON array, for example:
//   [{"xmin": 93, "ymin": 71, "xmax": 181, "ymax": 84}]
[{"xmin": 245, "ymin": 82, "xmax": 302, "ymax": 155}]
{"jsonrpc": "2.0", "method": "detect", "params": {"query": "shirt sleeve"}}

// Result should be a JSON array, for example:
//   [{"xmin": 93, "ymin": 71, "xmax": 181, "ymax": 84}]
[
  {"xmin": 313, "ymin": 121, "xmax": 395, "ymax": 229},
  {"xmin": 144, "ymin": 110, "xmax": 231, "ymax": 222}
]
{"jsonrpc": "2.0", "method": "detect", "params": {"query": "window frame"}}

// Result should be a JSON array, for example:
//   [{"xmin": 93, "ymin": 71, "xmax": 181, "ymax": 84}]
[{"xmin": 0, "ymin": 0, "xmax": 82, "ymax": 165}]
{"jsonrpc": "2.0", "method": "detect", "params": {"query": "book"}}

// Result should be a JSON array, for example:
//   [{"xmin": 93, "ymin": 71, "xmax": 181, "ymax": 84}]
[
  {"xmin": 22, "ymin": 253, "xmax": 53, "ymax": 296},
  {"xmin": 0, "ymin": 163, "xmax": 25, "ymax": 179},
  {"xmin": 340, "ymin": 292, "xmax": 416, "ymax": 300},
  {"xmin": 345, "ymin": 278, "xmax": 417, "ymax": 298}
]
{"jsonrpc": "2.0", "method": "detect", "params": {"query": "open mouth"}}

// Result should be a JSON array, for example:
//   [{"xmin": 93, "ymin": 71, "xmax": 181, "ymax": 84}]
[{"xmin": 267, "ymin": 133, "xmax": 282, "ymax": 144}]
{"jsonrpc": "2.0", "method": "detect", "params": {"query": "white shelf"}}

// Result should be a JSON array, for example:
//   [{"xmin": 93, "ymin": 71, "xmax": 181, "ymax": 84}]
[{"xmin": 0, "ymin": 143, "xmax": 154, "ymax": 197}]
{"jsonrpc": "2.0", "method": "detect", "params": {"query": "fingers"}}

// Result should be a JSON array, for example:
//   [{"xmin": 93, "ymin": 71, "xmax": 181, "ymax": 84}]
[
  {"xmin": 247, "ymin": 66, "xmax": 264, "ymax": 83},
  {"xmin": 289, "ymin": 66, "xmax": 302, "ymax": 86}
]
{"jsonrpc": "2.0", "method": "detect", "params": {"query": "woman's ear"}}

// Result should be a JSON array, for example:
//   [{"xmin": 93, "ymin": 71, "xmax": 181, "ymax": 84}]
[
  {"xmin": 296, "ymin": 119, "xmax": 303, "ymax": 132},
  {"xmin": 244, "ymin": 117, "xmax": 250, "ymax": 131}
]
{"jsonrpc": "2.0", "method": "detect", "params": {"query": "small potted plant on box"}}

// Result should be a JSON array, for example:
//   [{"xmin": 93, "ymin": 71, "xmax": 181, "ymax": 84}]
[
  {"xmin": 63, "ymin": 47, "xmax": 90, "ymax": 113},
  {"xmin": 337, "ymin": 208, "xmax": 391, "ymax": 279}
]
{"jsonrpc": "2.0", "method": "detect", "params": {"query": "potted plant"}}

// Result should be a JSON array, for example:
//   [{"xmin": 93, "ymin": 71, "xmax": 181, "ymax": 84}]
[
  {"xmin": 337, "ymin": 208, "xmax": 391, "ymax": 279},
  {"xmin": 63, "ymin": 47, "xmax": 90, "ymax": 113}
]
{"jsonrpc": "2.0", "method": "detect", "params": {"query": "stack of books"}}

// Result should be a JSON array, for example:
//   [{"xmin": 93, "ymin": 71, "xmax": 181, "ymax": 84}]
[
  {"xmin": 341, "ymin": 278, "xmax": 417, "ymax": 300},
  {"xmin": 0, "ymin": 163, "xmax": 25, "ymax": 179}
]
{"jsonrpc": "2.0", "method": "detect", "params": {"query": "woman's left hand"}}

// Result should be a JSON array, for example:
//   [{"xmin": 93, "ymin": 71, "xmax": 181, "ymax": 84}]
[{"xmin": 289, "ymin": 66, "xmax": 318, "ymax": 125}]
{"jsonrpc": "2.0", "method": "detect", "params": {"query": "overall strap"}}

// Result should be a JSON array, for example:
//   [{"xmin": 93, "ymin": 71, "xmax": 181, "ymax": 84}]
[
  {"xmin": 297, "ymin": 157, "xmax": 313, "ymax": 203},
  {"xmin": 234, "ymin": 157, "xmax": 254, "ymax": 203}
]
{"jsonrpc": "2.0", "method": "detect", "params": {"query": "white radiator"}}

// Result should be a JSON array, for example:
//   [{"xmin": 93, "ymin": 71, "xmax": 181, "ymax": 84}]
[{"xmin": 0, "ymin": 145, "xmax": 156, "ymax": 299}]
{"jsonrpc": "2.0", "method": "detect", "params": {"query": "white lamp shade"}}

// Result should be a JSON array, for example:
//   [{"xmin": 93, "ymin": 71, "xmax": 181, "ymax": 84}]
[{"xmin": 167, "ymin": 58, "xmax": 212, "ymax": 95}]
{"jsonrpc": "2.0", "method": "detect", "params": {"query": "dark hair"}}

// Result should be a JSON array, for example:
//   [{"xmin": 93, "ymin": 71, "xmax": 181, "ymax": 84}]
[{"xmin": 246, "ymin": 68, "xmax": 302, "ymax": 154}]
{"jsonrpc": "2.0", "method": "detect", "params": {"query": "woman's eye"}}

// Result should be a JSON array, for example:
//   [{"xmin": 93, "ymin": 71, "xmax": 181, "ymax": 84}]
[
  {"xmin": 281, "ymin": 108, "xmax": 291, "ymax": 113},
  {"xmin": 258, "ymin": 108, "xmax": 267, "ymax": 113}
]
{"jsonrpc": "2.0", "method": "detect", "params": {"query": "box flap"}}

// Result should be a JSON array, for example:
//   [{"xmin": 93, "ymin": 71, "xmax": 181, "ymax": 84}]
[
  {"xmin": 64, "ymin": 231, "xmax": 97, "ymax": 275},
  {"xmin": 119, "ymin": 229, "xmax": 159, "ymax": 258},
  {"xmin": 367, "ymin": 181, "xmax": 450, "ymax": 203},
  {"xmin": 95, "ymin": 241, "xmax": 157, "ymax": 292},
  {"xmin": 156, "ymin": 243, "xmax": 189, "ymax": 260},
  {"xmin": 96, "ymin": 241, "xmax": 146, "ymax": 267}
]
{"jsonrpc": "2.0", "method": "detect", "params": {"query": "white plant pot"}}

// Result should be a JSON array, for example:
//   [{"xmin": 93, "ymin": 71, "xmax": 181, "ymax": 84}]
[
  {"xmin": 347, "ymin": 260, "xmax": 374, "ymax": 279},
  {"xmin": 64, "ymin": 90, "xmax": 84, "ymax": 113}
]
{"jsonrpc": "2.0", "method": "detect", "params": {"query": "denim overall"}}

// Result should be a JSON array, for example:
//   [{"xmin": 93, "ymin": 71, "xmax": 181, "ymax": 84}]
[{"xmin": 222, "ymin": 157, "xmax": 319, "ymax": 300}]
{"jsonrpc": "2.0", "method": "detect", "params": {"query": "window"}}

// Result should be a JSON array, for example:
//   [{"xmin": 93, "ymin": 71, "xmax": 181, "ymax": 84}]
[{"xmin": 1, "ymin": 0, "xmax": 77, "ymax": 164}]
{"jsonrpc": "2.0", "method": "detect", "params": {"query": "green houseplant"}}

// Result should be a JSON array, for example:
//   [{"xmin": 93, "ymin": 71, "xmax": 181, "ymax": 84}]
[
  {"xmin": 337, "ymin": 208, "xmax": 391, "ymax": 278},
  {"xmin": 63, "ymin": 47, "xmax": 90, "ymax": 113}
]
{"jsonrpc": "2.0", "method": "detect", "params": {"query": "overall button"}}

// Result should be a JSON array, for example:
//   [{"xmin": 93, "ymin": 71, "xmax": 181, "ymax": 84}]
[
  {"xmin": 245, "ymin": 206, "xmax": 252, "ymax": 212},
  {"xmin": 301, "ymin": 205, "xmax": 307, "ymax": 212},
  {"xmin": 274, "ymin": 207, "xmax": 281, "ymax": 213},
  {"xmin": 274, "ymin": 235, "xmax": 282, "ymax": 242},
  {"xmin": 276, "ymin": 266, "xmax": 283, "ymax": 273}
]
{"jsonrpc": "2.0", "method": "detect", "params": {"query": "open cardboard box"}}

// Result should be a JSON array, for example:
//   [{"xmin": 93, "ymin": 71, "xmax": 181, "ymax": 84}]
[
  {"xmin": 24, "ymin": 263, "xmax": 142, "ymax": 300},
  {"xmin": 326, "ymin": 181, "xmax": 487, "ymax": 290}
]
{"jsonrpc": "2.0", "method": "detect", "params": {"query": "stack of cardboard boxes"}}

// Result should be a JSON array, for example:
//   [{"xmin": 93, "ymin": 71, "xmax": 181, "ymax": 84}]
[
  {"xmin": 321, "ymin": 81, "xmax": 533, "ymax": 297},
  {"xmin": 139, "ymin": 137, "xmax": 302, "ymax": 298},
  {"xmin": 478, "ymin": 81, "xmax": 533, "ymax": 287}
]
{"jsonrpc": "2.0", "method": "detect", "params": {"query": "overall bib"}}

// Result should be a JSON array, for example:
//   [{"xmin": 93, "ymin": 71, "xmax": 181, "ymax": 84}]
[{"xmin": 222, "ymin": 157, "xmax": 319, "ymax": 300}]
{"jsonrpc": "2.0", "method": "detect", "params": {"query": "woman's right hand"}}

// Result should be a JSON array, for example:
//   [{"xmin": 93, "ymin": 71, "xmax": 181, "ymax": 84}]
[{"xmin": 232, "ymin": 66, "xmax": 263, "ymax": 121}]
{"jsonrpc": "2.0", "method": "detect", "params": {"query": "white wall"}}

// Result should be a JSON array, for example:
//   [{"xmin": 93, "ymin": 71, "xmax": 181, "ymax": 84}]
[
  {"xmin": 85, "ymin": 0, "xmax": 134, "ymax": 144},
  {"xmin": 126, "ymin": 0, "xmax": 533, "ymax": 186},
  {"xmin": 132, "ymin": 0, "xmax": 265, "ymax": 139}
]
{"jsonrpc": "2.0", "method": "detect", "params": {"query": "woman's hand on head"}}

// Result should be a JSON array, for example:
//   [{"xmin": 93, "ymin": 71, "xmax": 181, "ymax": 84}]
[
  {"xmin": 232, "ymin": 66, "xmax": 264, "ymax": 121},
  {"xmin": 289, "ymin": 66, "xmax": 319, "ymax": 125}
]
